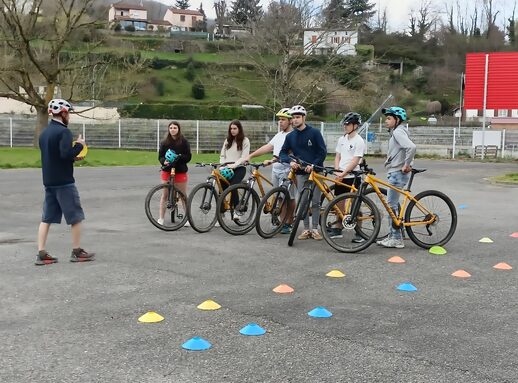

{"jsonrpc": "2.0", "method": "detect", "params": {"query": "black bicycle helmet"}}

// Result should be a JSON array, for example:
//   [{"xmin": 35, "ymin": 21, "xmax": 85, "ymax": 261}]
[{"xmin": 340, "ymin": 112, "xmax": 362, "ymax": 126}]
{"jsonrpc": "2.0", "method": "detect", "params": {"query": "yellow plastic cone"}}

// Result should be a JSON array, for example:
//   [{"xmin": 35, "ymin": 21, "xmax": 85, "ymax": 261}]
[
  {"xmin": 479, "ymin": 237, "xmax": 494, "ymax": 243},
  {"xmin": 272, "ymin": 284, "xmax": 294, "ymax": 293},
  {"xmin": 451, "ymin": 270, "xmax": 471, "ymax": 278},
  {"xmin": 197, "ymin": 299, "xmax": 221, "ymax": 310},
  {"xmin": 387, "ymin": 256, "xmax": 406, "ymax": 264},
  {"xmin": 138, "ymin": 311, "xmax": 164, "ymax": 323},
  {"xmin": 326, "ymin": 270, "xmax": 346, "ymax": 278},
  {"xmin": 429, "ymin": 246, "xmax": 447, "ymax": 255},
  {"xmin": 493, "ymin": 262, "xmax": 512, "ymax": 270}
]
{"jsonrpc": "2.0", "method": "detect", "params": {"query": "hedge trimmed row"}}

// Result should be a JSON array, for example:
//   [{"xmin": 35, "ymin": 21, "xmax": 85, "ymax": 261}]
[{"xmin": 120, "ymin": 104, "xmax": 270, "ymax": 120}]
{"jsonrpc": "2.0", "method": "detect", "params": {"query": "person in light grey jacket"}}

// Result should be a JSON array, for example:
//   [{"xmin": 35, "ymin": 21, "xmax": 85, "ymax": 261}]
[{"xmin": 377, "ymin": 106, "xmax": 416, "ymax": 249}]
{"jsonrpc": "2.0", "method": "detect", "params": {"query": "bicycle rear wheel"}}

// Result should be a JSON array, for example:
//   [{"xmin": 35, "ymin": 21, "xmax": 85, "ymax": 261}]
[
  {"xmin": 288, "ymin": 186, "xmax": 311, "ymax": 247},
  {"xmin": 256, "ymin": 186, "xmax": 290, "ymax": 238},
  {"xmin": 187, "ymin": 183, "xmax": 218, "ymax": 233},
  {"xmin": 145, "ymin": 184, "xmax": 188, "ymax": 231},
  {"xmin": 321, "ymin": 193, "xmax": 380, "ymax": 253},
  {"xmin": 216, "ymin": 184, "xmax": 259, "ymax": 235},
  {"xmin": 404, "ymin": 190, "xmax": 457, "ymax": 248}
]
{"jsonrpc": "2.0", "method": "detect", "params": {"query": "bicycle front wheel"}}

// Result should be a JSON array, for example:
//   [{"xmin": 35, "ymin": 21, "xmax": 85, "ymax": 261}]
[
  {"xmin": 288, "ymin": 186, "xmax": 312, "ymax": 247},
  {"xmin": 256, "ymin": 186, "xmax": 290, "ymax": 238},
  {"xmin": 321, "ymin": 193, "xmax": 380, "ymax": 253},
  {"xmin": 187, "ymin": 183, "xmax": 218, "ymax": 233},
  {"xmin": 145, "ymin": 184, "xmax": 188, "ymax": 231},
  {"xmin": 216, "ymin": 184, "xmax": 259, "ymax": 235},
  {"xmin": 404, "ymin": 190, "xmax": 457, "ymax": 248}
]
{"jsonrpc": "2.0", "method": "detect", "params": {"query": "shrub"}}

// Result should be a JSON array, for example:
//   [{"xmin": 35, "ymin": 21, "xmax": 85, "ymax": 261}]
[
  {"xmin": 191, "ymin": 81, "xmax": 205, "ymax": 99},
  {"xmin": 113, "ymin": 23, "xmax": 122, "ymax": 32},
  {"xmin": 124, "ymin": 25, "xmax": 136, "ymax": 32},
  {"xmin": 185, "ymin": 62, "xmax": 196, "ymax": 81}
]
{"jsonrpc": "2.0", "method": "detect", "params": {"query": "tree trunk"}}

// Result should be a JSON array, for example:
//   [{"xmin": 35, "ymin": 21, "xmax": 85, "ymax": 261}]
[{"xmin": 34, "ymin": 107, "xmax": 49, "ymax": 147}]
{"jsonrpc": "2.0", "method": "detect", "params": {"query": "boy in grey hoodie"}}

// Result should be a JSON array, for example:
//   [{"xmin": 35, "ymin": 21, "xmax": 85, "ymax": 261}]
[{"xmin": 377, "ymin": 106, "xmax": 416, "ymax": 248}]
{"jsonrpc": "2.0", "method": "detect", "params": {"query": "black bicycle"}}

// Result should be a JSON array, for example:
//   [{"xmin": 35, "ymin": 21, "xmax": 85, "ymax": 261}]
[{"xmin": 145, "ymin": 158, "xmax": 188, "ymax": 231}]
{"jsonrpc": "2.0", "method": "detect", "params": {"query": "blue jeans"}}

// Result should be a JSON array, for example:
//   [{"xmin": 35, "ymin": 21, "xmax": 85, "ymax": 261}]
[{"xmin": 387, "ymin": 171, "xmax": 410, "ymax": 240}]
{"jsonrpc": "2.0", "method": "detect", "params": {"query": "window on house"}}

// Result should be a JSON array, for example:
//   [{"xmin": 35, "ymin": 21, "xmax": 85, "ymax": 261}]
[
  {"xmin": 192, "ymin": 16, "xmax": 196, "ymax": 23},
  {"xmin": 311, "ymin": 35, "xmax": 317, "ymax": 43},
  {"xmin": 120, "ymin": 11, "xmax": 123, "ymax": 16},
  {"xmin": 180, "ymin": 15, "xmax": 185, "ymax": 22},
  {"xmin": 512, "ymin": 109, "xmax": 518, "ymax": 117},
  {"xmin": 333, "ymin": 37, "xmax": 340, "ymax": 43},
  {"xmin": 498, "ymin": 109, "xmax": 508, "ymax": 117}
]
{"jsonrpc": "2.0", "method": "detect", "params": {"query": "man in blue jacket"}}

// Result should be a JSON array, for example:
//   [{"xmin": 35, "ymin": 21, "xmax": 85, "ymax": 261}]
[
  {"xmin": 279, "ymin": 105, "xmax": 327, "ymax": 240},
  {"xmin": 36, "ymin": 98, "xmax": 95, "ymax": 265}
]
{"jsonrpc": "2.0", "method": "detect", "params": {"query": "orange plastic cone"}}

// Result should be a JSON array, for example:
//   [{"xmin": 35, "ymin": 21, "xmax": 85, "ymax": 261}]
[
  {"xmin": 388, "ymin": 256, "xmax": 406, "ymax": 264},
  {"xmin": 510, "ymin": 232, "xmax": 518, "ymax": 238},
  {"xmin": 273, "ymin": 284, "xmax": 294, "ymax": 293},
  {"xmin": 493, "ymin": 262, "xmax": 512, "ymax": 270},
  {"xmin": 451, "ymin": 270, "xmax": 471, "ymax": 278}
]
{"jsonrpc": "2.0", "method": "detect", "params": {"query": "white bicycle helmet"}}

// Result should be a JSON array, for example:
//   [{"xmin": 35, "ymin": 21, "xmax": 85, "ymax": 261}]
[
  {"xmin": 48, "ymin": 99, "xmax": 73, "ymax": 115},
  {"xmin": 288, "ymin": 105, "xmax": 307, "ymax": 116}
]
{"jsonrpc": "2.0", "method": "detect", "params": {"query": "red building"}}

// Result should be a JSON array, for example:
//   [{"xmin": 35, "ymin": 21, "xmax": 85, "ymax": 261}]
[{"xmin": 464, "ymin": 52, "xmax": 518, "ymax": 127}]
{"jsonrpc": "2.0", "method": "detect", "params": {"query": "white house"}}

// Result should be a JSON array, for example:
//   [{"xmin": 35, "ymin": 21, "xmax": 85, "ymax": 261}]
[
  {"xmin": 108, "ymin": 2, "xmax": 148, "ymax": 30},
  {"xmin": 164, "ymin": 8, "xmax": 204, "ymax": 32},
  {"xmin": 303, "ymin": 29, "xmax": 358, "ymax": 56}
]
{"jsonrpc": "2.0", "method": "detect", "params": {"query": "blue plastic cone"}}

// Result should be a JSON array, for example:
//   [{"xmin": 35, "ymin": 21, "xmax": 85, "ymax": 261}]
[
  {"xmin": 458, "ymin": 204, "xmax": 467, "ymax": 209},
  {"xmin": 308, "ymin": 306, "xmax": 333, "ymax": 318},
  {"xmin": 397, "ymin": 282, "xmax": 417, "ymax": 292},
  {"xmin": 182, "ymin": 337, "xmax": 212, "ymax": 351},
  {"xmin": 239, "ymin": 323, "xmax": 266, "ymax": 336}
]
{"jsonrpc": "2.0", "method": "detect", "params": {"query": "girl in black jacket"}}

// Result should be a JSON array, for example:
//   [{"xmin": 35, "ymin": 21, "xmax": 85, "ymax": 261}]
[{"xmin": 157, "ymin": 121, "xmax": 192, "ymax": 224}]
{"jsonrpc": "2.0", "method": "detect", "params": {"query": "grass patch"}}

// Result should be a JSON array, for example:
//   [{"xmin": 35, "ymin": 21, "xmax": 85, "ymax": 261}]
[
  {"xmin": 0, "ymin": 148, "xmax": 274, "ymax": 169},
  {"xmin": 491, "ymin": 173, "xmax": 518, "ymax": 184}
]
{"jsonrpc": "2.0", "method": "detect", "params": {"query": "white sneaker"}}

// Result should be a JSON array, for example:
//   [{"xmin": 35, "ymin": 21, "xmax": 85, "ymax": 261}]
[
  {"xmin": 157, "ymin": 218, "xmax": 164, "ymax": 225},
  {"xmin": 377, "ymin": 237, "xmax": 404, "ymax": 249}
]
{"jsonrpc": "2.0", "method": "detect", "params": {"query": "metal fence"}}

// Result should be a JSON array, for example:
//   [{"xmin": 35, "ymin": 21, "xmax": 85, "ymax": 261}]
[{"xmin": 2, "ymin": 115, "xmax": 518, "ymax": 158}]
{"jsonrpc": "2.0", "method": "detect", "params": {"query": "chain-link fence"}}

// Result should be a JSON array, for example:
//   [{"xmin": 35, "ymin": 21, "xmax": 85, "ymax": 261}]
[{"xmin": 2, "ymin": 115, "xmax": 518, "ymax": 158}]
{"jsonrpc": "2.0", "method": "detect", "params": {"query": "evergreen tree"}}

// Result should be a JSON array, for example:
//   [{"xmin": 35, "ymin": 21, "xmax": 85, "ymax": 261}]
[
  {"xmin": 175, "ymin": 0, "xmax": 190, "ymax": 10},
  {"xmin": 197, "ymin": 2, "xmax": 207, "ymax": 32},
  {"xmin": 343, "ymin": 0, "xmax": 375, "ymax": 27},
  {"xmin": 323, "ymin": 0, "xmax": 346, "ymax": 27},
  {"xmin": 507, "ymin": 16, "xmax": 516, "ymax": 46},
  {"xmin": 230, "ymin": 0, "xmax": 263, "ymax": 26}
]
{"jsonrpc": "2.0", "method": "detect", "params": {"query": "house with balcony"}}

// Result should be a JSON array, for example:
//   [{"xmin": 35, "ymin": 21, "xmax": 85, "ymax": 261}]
[
  {"xmin": 303, "ymin": 29, "xmax": 358, "ymax": 56},
  {"xmin": 108, "ymin": 2, "xmax": 171, "ymax": 31},
  {"xmin": 164, "ymin": 7, "xmax": 204, "ymax": 32}
]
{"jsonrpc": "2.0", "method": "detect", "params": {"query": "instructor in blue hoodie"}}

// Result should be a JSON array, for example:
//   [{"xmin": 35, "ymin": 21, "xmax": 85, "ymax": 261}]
[{"xmin": 279, "ymin": 105, "xmax": 327, "ymax": 241}]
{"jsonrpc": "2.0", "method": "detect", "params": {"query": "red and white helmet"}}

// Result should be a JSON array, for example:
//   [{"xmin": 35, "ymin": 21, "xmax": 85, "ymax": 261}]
[{"xmin": 48, "ymin": 99, "xmax": 73, "ymax": 115}]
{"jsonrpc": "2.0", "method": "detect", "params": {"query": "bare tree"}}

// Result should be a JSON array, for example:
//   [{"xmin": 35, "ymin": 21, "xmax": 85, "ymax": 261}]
[
  {"xmin": 482, "ymin": 0, "xmax": 499, "ymax": 38},
  {"xmin": 408, "ymin": 0, "xmax": 437, "ymax": 40},
  {"xmin": 214, "ymin": 0, "xmax": 227, "ymax": 35},
  {"xmin": 0, "ymin": 0, "xmax": 103, "ymax": 144},
  {"xmin": 209, "ymin": 0, "xmax": 358, "ymax": 116}
]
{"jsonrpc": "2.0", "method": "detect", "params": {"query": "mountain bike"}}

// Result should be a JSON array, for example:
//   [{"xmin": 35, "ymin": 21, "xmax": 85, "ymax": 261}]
[
  {"xmin": 321, "ymin": 164, "xmax": 457, "ymax": 252},
  {"xmin": 187, "ymin": 163, "xmax": 231, "ymax": 233},
  {"xmin": 145, "ymin": 160, "xmax": 188, "ymax": 231},
  {"xmin": 216, "ymin": 162, "xmax": 272, "ymax": 235}
]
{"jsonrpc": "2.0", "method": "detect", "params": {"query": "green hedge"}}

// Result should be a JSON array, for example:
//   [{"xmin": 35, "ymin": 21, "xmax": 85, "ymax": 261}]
[{"xmin": 120, "ymin": 103, "xmax": 270, "ymax": 120}]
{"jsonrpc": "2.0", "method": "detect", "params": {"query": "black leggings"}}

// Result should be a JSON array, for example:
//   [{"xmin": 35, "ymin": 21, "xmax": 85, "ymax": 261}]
[{"xmin": 221, "ymin": 166, "xmax": 247, "ymax": 207}]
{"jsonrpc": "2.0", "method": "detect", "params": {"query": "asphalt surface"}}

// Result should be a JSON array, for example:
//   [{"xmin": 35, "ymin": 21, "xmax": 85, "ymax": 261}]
[{"xmin": 1, "ymin": 158, "xmax": 517, "ymax": 383}]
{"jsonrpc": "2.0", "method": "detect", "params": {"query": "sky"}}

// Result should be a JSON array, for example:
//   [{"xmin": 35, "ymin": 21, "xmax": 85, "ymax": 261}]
[{"xmin": 161, "ymin": 0, "xmax": 515, "ymax": 33}]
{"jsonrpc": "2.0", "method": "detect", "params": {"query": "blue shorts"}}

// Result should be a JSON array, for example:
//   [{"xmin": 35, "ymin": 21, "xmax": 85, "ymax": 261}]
[{"xmin": 42, "ymin": 184, "xmax": 85, "ymax": 225}]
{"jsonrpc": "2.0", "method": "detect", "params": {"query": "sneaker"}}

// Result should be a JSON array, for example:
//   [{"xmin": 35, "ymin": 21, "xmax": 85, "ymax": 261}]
[
  {"xmin": 352, "ymin": 235, "xmax": 365, "ymax": 244},
  {"xmin": 70, "ymin": 248, "xmax": 96, "ymax": 262},
  {"xmin": 311, "ymin": 229, "xmax": 323, "ymax": 241},
  {"xmin": 35, "ymin": 250, "xmax": 58, "ymax": 266},
  {"xmin": 329, "ymin": 228, "xmax": 343, "ymax": 239},
  {"xmin": 157, "ymin": 218, "xmax": 164, "ymax": 225},
  {"xmin": 280, "ymin": 224, "xmax": 292, "ymax": 234},
  {"xmin": 297, "ymin": 230, "xmax": 312, "ymax": 240},
  {"xmin": 377, "ymin": 237, "xmax": 404, "ymax": 249}
]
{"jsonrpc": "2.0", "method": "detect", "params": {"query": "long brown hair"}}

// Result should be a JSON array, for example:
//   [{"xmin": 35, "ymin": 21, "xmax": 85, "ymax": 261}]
[
  {"xmin": 225, "ymin": 120, "xmax": 245, "ymax": 151},
  {"xmin": 162, "ymin": 121, "xmax": 184, "ymax": 146}
]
